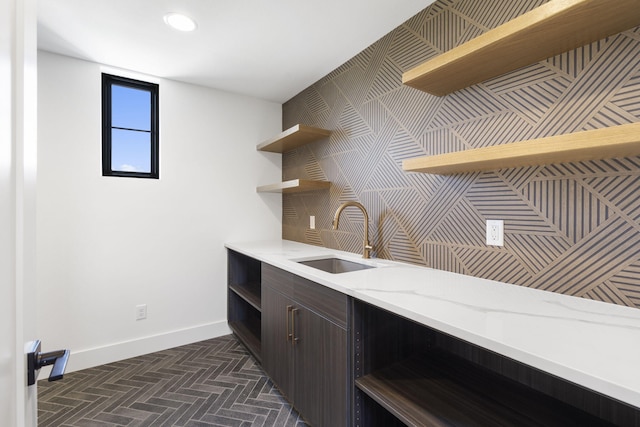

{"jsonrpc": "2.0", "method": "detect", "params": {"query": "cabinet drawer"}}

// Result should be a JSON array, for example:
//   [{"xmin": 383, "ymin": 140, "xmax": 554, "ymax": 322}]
[
  {"xmin": 294, "ymin": 275, "xmax": 348, "ymax": 329},
  {"xmin": 262, "ymin": 263, "xmax": 348, "ymax": 329},
  {"xmin": 262, "ymin": 263, "xmax": 293, "ymax": 294}
]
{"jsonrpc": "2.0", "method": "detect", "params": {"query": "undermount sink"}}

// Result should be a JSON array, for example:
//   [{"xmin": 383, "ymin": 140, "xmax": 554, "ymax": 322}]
[{"xmin": 297, "ymin": 257, "xmax": 376, "ymax": 274}]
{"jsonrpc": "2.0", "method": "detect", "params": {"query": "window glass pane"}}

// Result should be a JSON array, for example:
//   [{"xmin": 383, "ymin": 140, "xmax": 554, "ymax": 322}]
[
  {"xmin": 111, "ymin": 129, "xmax": 151, "ymax": 173},
  {"xmin": 111, "ymin": 84, "xmax": 151, "ymax": 131}
]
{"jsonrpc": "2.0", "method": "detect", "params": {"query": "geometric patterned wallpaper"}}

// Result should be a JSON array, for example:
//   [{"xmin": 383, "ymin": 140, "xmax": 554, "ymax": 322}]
[{"xmin": 282, "ymin": 0, "xmax": 640, "ymax": 309}]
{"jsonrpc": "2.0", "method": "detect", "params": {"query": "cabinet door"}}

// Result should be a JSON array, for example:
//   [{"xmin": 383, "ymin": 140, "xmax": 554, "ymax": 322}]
[
  {"xmin": 294, "ymin": 306, "xmax": 348, "ymax": 427},
  {"xmin": 261, "ymin": 285, "xmax": 294, "ymax": 400},
  {"xmin": 321, "ymin": 319, "xmax": 348, "ymax": 427}
]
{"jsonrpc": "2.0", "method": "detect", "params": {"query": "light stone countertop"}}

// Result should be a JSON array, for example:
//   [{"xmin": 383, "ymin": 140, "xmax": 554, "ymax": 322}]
[{"xmin": 225, "ymin": 239, "xmax": 640, "ymax": 409}]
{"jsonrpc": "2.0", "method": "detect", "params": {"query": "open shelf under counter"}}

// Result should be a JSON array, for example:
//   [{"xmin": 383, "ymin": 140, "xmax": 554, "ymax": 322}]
[
  {"xmin": 229, "ymin": 281, "xmax": 261, "ymax": 312},
  {"xmin": 256, "ymin": 179, "xmax": 331, "ymax": 193},
  {"xmin": 356, "ymin": 351, "xmax": 614, "ymax": 427},
  {"xmin": 402, "ymin": 0, "xmax": 640, "ymax": 96},
  {"xmin": 402, "ymin": 123, "xmax": 640, "ymax": 175},
  {"xmin": 227, "ymin": 249, "xmax": 262, "ymax": 363},
  {"xmin": 256, "ymin": 124, "xmax": 331, "ymax": 153},
  {"xmin": 228, "ymin": 320, "xmax": 261, "ymax": 363}
]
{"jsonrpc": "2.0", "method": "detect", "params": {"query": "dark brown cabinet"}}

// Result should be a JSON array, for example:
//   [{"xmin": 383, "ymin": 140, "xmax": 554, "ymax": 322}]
[
  {"xmin": 227, "ymin": 248, "xmax": 640, "ymax": 427},
  {"xmin": 261, "ymin": 264, "xmax": 349, "ymax": 427},
  {"xmin": 352, "ymin": 299, "xmax": 636, "ymax": 427},
  {"xmin": 261, "ymin": 283, "xmax": 294, "ymax": 397},
  {"xmin": 227, "ymin": 249, "xmax": 262, "ymax": 362},
  {"xmin": 227, "ymin": 248, "xmax": 639, "ymax": 427}
]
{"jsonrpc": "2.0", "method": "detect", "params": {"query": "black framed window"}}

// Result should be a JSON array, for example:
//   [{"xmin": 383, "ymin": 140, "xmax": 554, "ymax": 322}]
[{"xmin": 102, "ymin": 73, "xmax": 159, "ymax": 178}]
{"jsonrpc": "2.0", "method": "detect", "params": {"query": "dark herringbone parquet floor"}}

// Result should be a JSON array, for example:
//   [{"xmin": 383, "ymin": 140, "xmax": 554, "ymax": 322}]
[{"xmin": 38, "ymin": 335, "xmax": 308, "ymax": 427}]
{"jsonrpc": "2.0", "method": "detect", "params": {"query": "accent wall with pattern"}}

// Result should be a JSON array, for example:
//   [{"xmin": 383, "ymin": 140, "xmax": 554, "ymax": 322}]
[{"xmin": 281, "ymin": 0, "xmax": 640, "ymax": 309}]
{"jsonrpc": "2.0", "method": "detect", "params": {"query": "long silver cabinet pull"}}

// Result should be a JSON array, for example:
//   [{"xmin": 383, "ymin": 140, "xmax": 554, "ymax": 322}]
[
  {"xmin": 291, "ymin": 308, "xmax": 299, "ymax": 345},
  {"xmin": 286, "ymin": 305, "xmax": 293, "ymax": 341}
]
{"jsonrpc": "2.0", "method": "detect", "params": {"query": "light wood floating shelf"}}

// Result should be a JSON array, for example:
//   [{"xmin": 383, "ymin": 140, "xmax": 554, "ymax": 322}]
[
  {"xmin": 402, "ymin": 123, "xmax": 640, "ymax": 174},
  {"xmin": 256, "ymin": 179, "xmax": 331, "ymax": 193},
  {"xmin": 402, "ymin": 0, "xmax": 640, "ymax": 96},
  {"xmin": 257, "ymin": 124, "xmax": 331, "ymax": 153}
]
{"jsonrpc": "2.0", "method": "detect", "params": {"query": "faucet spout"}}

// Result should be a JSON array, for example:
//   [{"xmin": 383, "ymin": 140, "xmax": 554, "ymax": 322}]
[{"xmin": 333, "ymin": 201, "xmax": 373, "ymax": 259}]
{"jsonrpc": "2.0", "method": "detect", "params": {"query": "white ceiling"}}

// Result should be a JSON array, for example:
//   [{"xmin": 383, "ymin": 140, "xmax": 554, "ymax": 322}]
[{"xmin": 38, "ymin": 0, "xmax": 436, "ymax": 103}]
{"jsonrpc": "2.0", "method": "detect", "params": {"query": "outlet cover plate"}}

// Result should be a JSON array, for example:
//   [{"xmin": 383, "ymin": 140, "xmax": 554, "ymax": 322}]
[
  {"xmin": 136, "ymin": 304, "xmax": 147, "ymax": 321},
  {"xmin": 486, "ymin": 220, "xmax": 504, "ymax": 246}
]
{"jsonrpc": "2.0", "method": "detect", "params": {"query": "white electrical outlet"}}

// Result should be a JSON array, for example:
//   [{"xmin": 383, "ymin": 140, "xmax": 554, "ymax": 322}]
[
  {"xmin": 310, "ymin": 215, "xmax": 315, "ymax": 229},
  {"xmin": 486, "ymin": 220, "xmax": 504, "ymax": 246},
  {"xmin": 136, "ymin": 304, "xmax": 147, "ymax": 321}
]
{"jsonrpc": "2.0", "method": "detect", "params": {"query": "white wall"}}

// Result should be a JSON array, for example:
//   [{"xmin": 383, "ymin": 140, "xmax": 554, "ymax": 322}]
[{"xmin": 37, "ymin": 51, "xmax": 282, "ymax": 372}]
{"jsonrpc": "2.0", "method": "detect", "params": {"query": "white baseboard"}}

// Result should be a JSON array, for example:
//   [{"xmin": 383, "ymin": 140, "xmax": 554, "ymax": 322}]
[{"xmin": 39, "ymin": 321, "xmax": 231, "ymax": 379}]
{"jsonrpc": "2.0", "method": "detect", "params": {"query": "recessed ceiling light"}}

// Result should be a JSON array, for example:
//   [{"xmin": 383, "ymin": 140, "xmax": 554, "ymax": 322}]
[{"xmin": 163, "ymin": 13, "xmax": 197, "ymax": 32}]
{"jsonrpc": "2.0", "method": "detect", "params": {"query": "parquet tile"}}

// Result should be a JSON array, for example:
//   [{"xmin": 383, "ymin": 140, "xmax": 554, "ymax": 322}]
[{"xmin": 38, "ymin": 335, "xmax": 307, "ymax": 427}]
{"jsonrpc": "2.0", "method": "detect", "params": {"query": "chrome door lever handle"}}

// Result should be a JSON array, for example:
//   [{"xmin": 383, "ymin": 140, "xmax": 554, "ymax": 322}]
[{"xmin": 27, "ymin": 340, "xmax": 71, "ymax": 385}]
